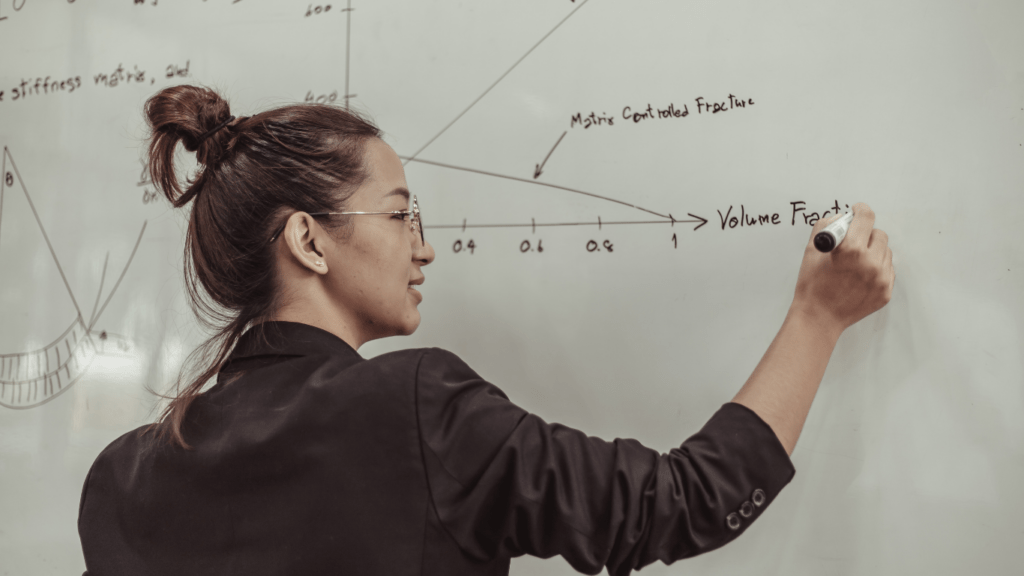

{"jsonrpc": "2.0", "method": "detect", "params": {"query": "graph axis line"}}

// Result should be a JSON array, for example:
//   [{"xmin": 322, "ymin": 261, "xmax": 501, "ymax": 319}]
[
  {"xmin": 425, "ymin": 218, "xmax": 706, "ymax": 230},
  {"xmin": 344, "ymin": 0, "xmax": 353, "ymax": 110},
  {"xmin": 0, "ymin": 147, "xmax": 6, "ymax": 253}
]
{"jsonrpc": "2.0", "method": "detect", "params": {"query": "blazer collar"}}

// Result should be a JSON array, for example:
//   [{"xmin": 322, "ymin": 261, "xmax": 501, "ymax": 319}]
[{"xmin": 227, "ymin": 321, "xmax": 363, "ymax": 364}]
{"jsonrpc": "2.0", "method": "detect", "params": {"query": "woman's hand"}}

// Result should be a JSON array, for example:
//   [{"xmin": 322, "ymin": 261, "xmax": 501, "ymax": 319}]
[{"xmin": 791, "ymin": 202, "xmax": 895, "ymax": 336}]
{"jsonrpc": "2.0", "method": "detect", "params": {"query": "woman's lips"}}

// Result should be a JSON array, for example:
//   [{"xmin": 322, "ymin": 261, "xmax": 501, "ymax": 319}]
[{"xmin": 408, "ymin": 285, "xmax": 423, "ymax": 304}]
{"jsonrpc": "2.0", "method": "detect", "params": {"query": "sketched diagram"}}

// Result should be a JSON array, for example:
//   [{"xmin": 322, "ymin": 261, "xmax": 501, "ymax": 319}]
[
  {"xmin": 0, "ymin": 146, "xmax": 146, "ymax": 409},
  {"xmin": 387, "ymin": 0, "xmax": 708, "ymax": 233}
]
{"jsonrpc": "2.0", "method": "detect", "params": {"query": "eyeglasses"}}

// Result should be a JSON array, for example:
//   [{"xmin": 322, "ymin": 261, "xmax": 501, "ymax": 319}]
[{"xmin": 269, "ymin": 195, "xmax": 424, "ymax": 245}]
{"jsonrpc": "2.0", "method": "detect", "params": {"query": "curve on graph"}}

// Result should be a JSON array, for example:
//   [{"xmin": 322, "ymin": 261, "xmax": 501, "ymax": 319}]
[
  {"xmin": 400, "ymin": 156, "xmax": 673, "ymax": 220},
  {"xmin": 0, "ymin": 315, "xmax": 97, "ymax": 409}
]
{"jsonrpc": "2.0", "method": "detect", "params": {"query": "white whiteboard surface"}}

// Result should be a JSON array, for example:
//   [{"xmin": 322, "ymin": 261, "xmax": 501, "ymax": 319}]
[{"xmin": 1, "ymin": 1, "xmax": 1022, "ymax": 574}]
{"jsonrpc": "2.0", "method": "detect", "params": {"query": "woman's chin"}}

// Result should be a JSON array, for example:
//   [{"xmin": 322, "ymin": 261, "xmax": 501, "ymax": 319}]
[{"xmin": 397, "ymin": 309, "xmax": 421, "ymax": 336}]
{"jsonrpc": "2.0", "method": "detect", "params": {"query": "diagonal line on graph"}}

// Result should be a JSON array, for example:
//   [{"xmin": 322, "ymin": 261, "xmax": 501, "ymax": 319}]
[
  {"xmin": 88, "ymin": 253, "xmax": 109, "ymax": 329},
  {"xmin": 5, "ymin": 147, "xmax": 84, "ymax": 321},
  {"xmin": 401, "ymin": 156, "xmax": 673, "ymax": 220},
  {"xmin": 402, "ymin": 0, "xmax": 592, "ymax": 166}
]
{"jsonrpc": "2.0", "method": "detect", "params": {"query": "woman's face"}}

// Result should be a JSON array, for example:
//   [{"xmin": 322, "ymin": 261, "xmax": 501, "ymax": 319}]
[{"xmin": 322, "ymin": 138, "xmax": 435, "ymax": 342}]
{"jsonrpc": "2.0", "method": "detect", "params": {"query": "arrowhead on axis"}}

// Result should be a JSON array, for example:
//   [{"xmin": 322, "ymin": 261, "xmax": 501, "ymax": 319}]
[{"xmin": 688, "ymin": 213, "xmax": 708, "ymax": 231}]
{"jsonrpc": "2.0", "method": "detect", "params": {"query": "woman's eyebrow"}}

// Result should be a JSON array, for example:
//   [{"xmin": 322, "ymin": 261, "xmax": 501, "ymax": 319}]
[{"xmin": 384, "ymin": 187, "xmax": 410, "ymax": 201}]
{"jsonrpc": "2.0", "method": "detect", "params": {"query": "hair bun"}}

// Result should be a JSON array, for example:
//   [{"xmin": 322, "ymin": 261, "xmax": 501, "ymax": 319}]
[
  {"xmin": 187, "ymin": 98, "xmax": 234, "ymax": 168},
  {"xmin": 144, "ymin": 85, "xmax": 234, "ymax": 206}
]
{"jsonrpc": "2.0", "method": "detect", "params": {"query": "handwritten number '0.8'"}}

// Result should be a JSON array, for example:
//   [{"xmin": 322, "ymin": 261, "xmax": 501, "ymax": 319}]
[
  {"xmin": 520, "ymin": 239, "xmax": 543, "ymax": 253},
  {"xmin": 586, "ymin": 240, "xmax": 614, "ymax": 252},
  {"xmin": 452, "ymin": 239, "xmax": 476, "ymax": 254},
  {"xmin": 4, "ymin": 172, "xmax": 12, "ymax": 187}
]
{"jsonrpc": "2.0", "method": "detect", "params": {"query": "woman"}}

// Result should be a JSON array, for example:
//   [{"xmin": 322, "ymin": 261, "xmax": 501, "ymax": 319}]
[{"xmin": 77, "ymin": 85, "xmax": 894, "ymax": 575}]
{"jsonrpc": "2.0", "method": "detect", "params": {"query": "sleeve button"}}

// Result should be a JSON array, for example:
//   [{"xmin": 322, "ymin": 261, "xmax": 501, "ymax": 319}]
[
  {"xmin": 739, "ymin": 501, "xmax": 754, "ymax": 517},
  {"xmin": 752, "ymin": 488, "xmax": 766, "ymax": 507},
  {"xmin": 726, "ymin": 512, "xmax": 741, "ymax": 530}
]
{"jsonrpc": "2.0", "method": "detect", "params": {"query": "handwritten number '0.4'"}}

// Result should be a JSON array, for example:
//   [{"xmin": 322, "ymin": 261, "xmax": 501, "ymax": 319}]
[{"xmin": 453, "ymin": 239, "xmax": 475, "ymax": 254}]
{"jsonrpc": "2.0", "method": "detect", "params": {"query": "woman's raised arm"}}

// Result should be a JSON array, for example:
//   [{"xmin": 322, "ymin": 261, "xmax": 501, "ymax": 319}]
[{"xmin": 732, "ymin": 203, "xmax": 895, "ymax": 455}]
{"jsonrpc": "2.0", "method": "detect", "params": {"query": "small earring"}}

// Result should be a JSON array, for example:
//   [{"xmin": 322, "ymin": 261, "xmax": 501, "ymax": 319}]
[{"xmin": 315, "ymin": 260, "xmax": 324, "ymax": 267}]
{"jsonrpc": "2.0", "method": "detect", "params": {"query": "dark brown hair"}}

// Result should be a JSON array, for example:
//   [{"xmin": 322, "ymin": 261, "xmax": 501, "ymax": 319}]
[{"xmin": 144, "ymin": 84, "xmax": 380, "ymax": 448}]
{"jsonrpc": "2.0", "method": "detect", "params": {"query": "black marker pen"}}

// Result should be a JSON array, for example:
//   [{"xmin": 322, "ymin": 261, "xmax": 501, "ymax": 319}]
[{"xmin": 814, "ymin": 212, "xmax": 854, "ymax": 252}]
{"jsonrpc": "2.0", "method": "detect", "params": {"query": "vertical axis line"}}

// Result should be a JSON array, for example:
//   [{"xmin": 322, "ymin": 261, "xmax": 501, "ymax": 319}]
[
  {"xmin": 0, "ymin": 147, "xmax": 7, "ymax": 253},
  {"xmin": 345, "ymin": 0, "xmax": 352, "ymax": 110}
]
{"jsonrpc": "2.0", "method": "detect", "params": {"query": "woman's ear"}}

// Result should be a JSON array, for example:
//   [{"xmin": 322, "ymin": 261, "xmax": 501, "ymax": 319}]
[{"xmin": 282, "ymin": 212, "xmax": 329, "ymax": 274}]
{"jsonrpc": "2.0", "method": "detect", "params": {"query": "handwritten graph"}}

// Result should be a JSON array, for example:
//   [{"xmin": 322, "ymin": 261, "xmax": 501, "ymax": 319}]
[{"xmin": 0, "ymin": 147, "xmax": 145, "ymax": 409}]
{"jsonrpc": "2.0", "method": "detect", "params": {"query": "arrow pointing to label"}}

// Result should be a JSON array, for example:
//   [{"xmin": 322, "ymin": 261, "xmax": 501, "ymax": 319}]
[
  {"xmin": 670, "ymin": 213, "xmax": 709, "ymax": 231},
  {"xmin": 534, "ymin": 131, "xmax": 567, "ymax": 179}
]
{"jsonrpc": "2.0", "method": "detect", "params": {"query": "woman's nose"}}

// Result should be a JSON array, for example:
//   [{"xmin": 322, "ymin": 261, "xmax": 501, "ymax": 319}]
[{"xmin": 415, "ymin": 239, "xmax": 435, "ymax": 265}]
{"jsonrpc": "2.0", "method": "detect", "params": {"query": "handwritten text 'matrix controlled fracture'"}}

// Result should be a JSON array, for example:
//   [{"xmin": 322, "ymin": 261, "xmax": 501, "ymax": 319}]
[{"xmin": 570, "ymin": 94, "xmax": 754, "ymax": 129}]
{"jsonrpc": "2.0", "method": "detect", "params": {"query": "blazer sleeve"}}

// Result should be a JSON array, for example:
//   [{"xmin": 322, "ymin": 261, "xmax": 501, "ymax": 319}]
[{"xmin": 414, "ymin": 348, "xmax": 795, "ymax": 576}]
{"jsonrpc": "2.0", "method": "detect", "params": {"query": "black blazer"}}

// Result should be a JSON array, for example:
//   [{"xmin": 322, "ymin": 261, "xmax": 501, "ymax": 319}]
[{"xmin": 78, "ymin": 321, "xmax": 794, "ymax": 575}]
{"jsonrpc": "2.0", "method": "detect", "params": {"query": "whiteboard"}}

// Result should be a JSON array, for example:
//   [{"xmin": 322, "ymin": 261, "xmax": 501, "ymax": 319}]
[{"xmin": 1, "ymin": 1, "xmax": 1022, "ymax": 574}]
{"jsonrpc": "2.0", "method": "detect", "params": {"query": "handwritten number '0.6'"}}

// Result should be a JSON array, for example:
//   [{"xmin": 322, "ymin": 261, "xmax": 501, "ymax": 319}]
[
  {"xmin": 452, "ymin": 239, "xmax": 475, "ymax": 254},
  {"xmin": 4, "ymin": 172, "xmax": 12, "ymax": 187},
  {"xmin": 520, "ymin": 239, "xmax": 544, "ymax": 253},
  {"xmin": 586, "ymin": 240, "xmax": 614, "ymax": 253}
]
